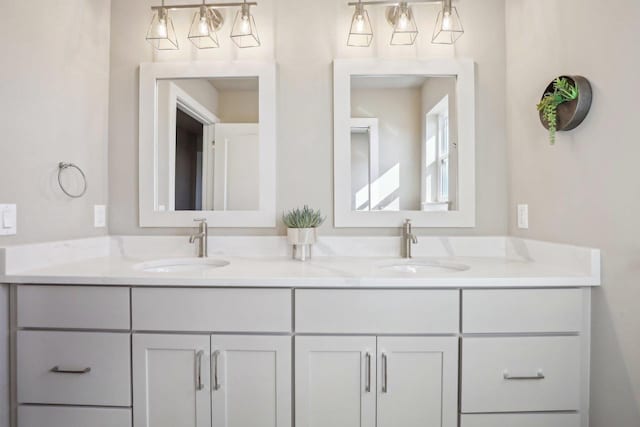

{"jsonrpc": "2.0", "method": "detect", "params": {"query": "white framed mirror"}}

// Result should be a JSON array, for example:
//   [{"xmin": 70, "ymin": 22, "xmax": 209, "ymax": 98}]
[
  {"xmin": 139, "ymin": 61, "xmax": 276, "ymax": 227},
  {"xmin": 333, "ymin": 58, "xmax": 476, "ymax": 228}
]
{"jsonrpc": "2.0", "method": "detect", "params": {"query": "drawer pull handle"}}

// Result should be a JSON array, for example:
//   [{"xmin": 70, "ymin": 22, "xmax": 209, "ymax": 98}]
[
  {"xmin": 364, "ymin": 352, "xmax": 371, "ymax": 393},
  {"xmin": 50, "ymin": 366, "xmax": 91, "ymax": 374},
  {"xmin": 212, "ymin": 351, "xmax": 221, "ymax": 391},
  {"xmin": 196, "ymin": 351, "xmax": 205, "ymax": 391},
  {"xmin": 503, "ymin": 369, "xmax": 545, "ymax": 380},
  {"xmin": 382, "ymin": 353, "xmax": 388, "ymax": 393}
]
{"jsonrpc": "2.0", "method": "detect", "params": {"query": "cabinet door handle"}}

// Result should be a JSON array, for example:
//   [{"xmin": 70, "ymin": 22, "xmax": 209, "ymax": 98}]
[
  {"xmin": 50, "ymin": 366, "xmax": 91, "ymax": 374},
  {"xmin": 365, "ymin": 352, "xmax": 371, "ymax": 393},
  {"xmin": 196, "ymin": 351, "xmax": 205, "ymax": 391},
  {"xmin": 212, "ymin": 350, "xmax": 221, "ymax": 391},
  {"xmin": 381, "ymin": 353, "xmax": 388, "ymax": 393},
  {"xmin": 503, "ymin": 369, "xmax": 545, "ymax": 380}
]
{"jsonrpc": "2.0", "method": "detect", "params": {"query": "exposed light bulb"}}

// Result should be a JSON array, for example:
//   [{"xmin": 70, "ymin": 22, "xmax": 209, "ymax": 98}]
[
  {"xmin": 398, "ymin": 12, "xmax": 408, "ymax": 30},
  {"xmin": 157, "ymin": 18, "xmax": 168, "ymax": 38},
  {"xmin": 442, "ymin": 12, "xmax": 452, "ymax": 31},
  {"xmin": 198, "ymin": 16, "xmax": 209, "ymax": 35},
  {"xmin": 355, "ymin": 14, "xmax": 365, "ymax": 32},
  {"xmin": 240, "ymin": 15, "xmax": 251, "ymax": 34}
]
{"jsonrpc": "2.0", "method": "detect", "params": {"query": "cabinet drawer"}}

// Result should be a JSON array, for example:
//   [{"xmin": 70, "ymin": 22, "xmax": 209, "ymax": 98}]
[
  {"xmin": 132, "ymin": 288, "xmax": 292, "ymax": 332},
  {"xmin": 461, "ymin": 336, "xmax": 581, "ymax": 413},
  {"xmin": 17, "ymin": 285, "xmax": 130, "ymax": 329},
  {"xmin": 462, "ymin": 289, "xmax": 583, "ymax": 333},
  {"xmin": 461, "ymin": 413, "xmax": 580, "ymax": 427},
  {"xmin": 17, "ymin": 331, "xmax": 131, "ymax": 406},
  {"xmin": 18, "ymin": 406, "xmax": 132, "ymax": 427},
  {"xmin": 295, "ymin": 290, "xmax": 459, "ymax": 333}
]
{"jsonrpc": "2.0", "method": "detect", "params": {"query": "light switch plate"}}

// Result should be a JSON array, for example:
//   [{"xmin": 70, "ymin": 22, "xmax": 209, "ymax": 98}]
[
  {"xmin": 517, "ymin": 204, "xmax": 529, "ymax": 229},
  {"xmin": 0, "ymin": 204, "xmax": 17, "ymax": 235},
  {"xmin": 94, "ymin": 205, "xmax": 107, "ymax": 228}
]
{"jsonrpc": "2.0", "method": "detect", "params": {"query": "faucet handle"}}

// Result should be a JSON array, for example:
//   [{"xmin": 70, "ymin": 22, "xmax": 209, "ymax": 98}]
[{"xmin": 194, "ymin": 218, "xmax": 208, "ymax": 231}]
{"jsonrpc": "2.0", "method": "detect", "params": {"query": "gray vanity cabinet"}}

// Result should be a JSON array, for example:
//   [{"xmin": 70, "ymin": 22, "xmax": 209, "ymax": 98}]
[
  {"xmin": 132, "ymin": 334, "xmax": 292, "ymax": 427},
  {"xmin": 294, "ymin": 289, "xmax": 460, "ymax": 427},
  {"xmin": 295, "ymin": 336, "xmax": 377, "ymax": 427},
  {"xmin": 295, "ymin": 335, "xmax": 458, "ymax": 427},
  {"xmin": 376, "ymin": 337, "xmax": 458, "ymax": 427},
  {"xmin": 132, "ymin": 334, "xmax": 211, "ymax": 427},
  {"xmin": 211, "ymin": 335, "xmax": 291, "ymax": 427},
  {"xmin": 10, "ymin": 285, "xmax": 591, "ymax": 427}
]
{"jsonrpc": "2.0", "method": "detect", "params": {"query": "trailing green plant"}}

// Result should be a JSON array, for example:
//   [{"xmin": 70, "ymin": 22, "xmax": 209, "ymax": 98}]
[
  {"xmin": 283, "ymin": 205, "xmax": 326, "ymax": 228},
  {"xmin": 536, "ymin": 77, "xmax": 579, "ymax": 144}
]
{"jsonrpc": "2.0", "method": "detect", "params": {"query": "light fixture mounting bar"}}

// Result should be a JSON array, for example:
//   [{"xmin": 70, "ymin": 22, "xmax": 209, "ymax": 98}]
[
  {"xmin": 151, "ymin": 2, "xmax": 257, "ymax": 11},
  {"xmin": 347, "ymin": 0, "xmax": 442, "ymax": 6}
]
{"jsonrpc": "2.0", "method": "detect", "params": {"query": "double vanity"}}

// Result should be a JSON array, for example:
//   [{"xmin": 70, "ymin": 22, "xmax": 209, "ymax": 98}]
[
  {"xmin": 1, "ymin": 235, "xmax": 599, "ymax": 427},
  {"xmin": 0, "ymin": 56, "xmax": 599, "ymax": 427}
]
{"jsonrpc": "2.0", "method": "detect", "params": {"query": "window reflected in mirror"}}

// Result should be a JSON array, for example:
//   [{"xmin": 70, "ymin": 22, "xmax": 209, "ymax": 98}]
[
  {"xmin": 155, "ymin": 77, "xmax": 260, "ymax": 212},
  {"xmin": 350, "ymin": 75, "xmax": 458, "ymax": 212}
]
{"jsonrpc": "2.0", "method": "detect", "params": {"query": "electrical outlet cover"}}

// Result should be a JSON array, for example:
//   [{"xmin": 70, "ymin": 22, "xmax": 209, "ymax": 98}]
[
  {"xmin": 517, "ymin": 204, "xmax": 529, "ymax": 229},
  {"xmin": 94, "ymin": 205, "xmax": 107, "ymax": 228},
  {"xmin": 0, "ymin": 204, "xmax": 17, "ymax": 235}
]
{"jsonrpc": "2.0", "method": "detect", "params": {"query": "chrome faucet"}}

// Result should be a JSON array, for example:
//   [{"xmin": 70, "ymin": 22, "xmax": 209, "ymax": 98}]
[
  {"xmin": 401, "ymin": 219, "xmax": 418, "ymax": 259},
  {"xmin": 189, "ymin": 218, "xmax": 208, "ymax": 258}
]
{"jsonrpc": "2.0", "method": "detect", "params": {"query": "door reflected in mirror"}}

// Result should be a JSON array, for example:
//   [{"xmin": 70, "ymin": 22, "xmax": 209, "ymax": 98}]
[
  {"xmin": 350, "ymin": 75, "xmax": 458, "ymax": 212},
  {"xmin": 155, "ymin": 77, "xmax": 259, "ymax": 212}
]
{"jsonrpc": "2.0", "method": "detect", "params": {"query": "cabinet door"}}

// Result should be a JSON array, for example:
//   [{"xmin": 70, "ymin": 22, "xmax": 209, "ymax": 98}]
[
  {"xmin": 377, "ymin": 337, "xmax": 458, "ymax": 427},
  {"xmin": 295, "ymin": 336, "xmax": 376, "ymax": 427},
  {"xmin": 133, "ymin": 334, "xmax": 211, "ymax": 427},
  {"xmin": 211, "ymin": 335, "xmax": 291, "ymax": 427}
]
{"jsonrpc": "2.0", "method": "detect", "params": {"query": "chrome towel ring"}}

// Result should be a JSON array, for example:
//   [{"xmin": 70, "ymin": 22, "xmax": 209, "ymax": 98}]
[{"xmin": 58, "ymin": 162, "xmax": 87, "ymax": 199}]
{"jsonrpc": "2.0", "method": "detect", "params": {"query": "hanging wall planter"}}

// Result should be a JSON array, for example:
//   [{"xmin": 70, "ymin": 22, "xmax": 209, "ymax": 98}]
[{"xmin": 537, "ymin": 75, "xmax": 592, "ymax": 144}]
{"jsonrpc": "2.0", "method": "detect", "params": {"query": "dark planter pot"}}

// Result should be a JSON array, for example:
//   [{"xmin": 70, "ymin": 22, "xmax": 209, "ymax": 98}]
[{"xmin": 539, "ymin": 75, "xmax": 592, "ymax": 131}]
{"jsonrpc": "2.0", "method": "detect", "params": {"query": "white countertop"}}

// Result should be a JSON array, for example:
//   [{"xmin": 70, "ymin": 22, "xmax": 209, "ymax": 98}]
[{"xmin": 0, "ymin": 236, "xmax": 601, "ymax": 288}]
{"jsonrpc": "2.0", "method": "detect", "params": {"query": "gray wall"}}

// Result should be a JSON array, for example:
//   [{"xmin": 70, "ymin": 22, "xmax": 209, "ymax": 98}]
[
  {"xmin": 505, "ymin": 1, "xmax": 640, "ymax": 426},
  {"xmin": 108, "ymin": 0, "xmax": 508, "ymax": 236},
  {"xmin": 0, "ymin": 0, "xmax": 111, "ymax": 245}
]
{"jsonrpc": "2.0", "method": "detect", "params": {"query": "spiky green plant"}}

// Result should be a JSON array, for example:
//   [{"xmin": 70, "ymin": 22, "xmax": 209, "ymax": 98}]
[
  {"xmin": 283, "ymin": 206, "xmax": 326, "ymax": 228},
  {"xmin": 536, "ymin": 77, "xmax": 579, "ymax": 145}
]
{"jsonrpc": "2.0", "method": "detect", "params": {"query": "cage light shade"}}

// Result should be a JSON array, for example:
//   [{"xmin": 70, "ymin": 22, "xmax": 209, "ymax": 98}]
[
  {"xmin": 432, "ymin": 6, "xmax": 464, "ymax": 44},
  {"xmin": 188, "ymin": 7, "xmax": 223, "ymax": 49},
  {"xmin": 348, "ymin": 3, "xmax": 373, "ymax": 47},
  {"xmin": 230, "ymin": 3, "xmax": 260, "ymax": 48},
  {"xmin": 146, "ymin": 8, "xmax": 179, "ymax": 50},
  {"xmin": 389, "ymin": 4, "xmax": 418, "ymax": 46}
]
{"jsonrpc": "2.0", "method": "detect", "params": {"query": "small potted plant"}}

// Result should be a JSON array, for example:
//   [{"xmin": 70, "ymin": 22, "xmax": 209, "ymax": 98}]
[
  {"xmin": 536, "ymin": 76, "xmax": 592, "ymax": 145},
  {"xmin": 283, "ymin": 205, "xmax": 325, "ymax": 261}
]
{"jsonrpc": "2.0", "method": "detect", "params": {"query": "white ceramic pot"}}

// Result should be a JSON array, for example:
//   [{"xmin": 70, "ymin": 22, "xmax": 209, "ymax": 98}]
[{"xmin": 287, "ymin": 228, "xmax": 317, "ymax": 261}]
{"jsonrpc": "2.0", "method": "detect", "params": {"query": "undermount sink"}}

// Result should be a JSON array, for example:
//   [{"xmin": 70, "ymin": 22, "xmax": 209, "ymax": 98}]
[
  {"xmin": 378, "ymin": 259, "xmax": 470, "ymax": 274},
  {"xmin": 134, "ymin": 258, "xmax": 230, "ymax": 273}
]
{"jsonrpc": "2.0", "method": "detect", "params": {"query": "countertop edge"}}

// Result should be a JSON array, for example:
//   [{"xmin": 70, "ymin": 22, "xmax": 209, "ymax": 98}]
[{"xmin": 1, "ymin": 274, "xmax": 601, "ymax": 288}]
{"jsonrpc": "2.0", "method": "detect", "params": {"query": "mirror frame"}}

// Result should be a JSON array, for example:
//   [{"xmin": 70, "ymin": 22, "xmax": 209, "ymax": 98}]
[
  {"xmin": 333, "ymin": 58, "xmax": 476, "ymax": 228},
  {"xmin": 139, "ymin": 61, "xmax": 276, "ymax": 227}
]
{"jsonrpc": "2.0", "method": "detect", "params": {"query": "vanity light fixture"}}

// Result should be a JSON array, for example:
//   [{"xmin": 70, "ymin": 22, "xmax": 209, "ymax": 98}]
[
  {"xmin": 387, "ymin": 2, "xmax": 418, "ymax": 45},
  {"xmin": 348, "ymin": 0, "xmax": 374, "ymax": 47},
  {"xmin": 432, "ymin": 0, "xmax": 464, "ymax": 44},
  {"xmin": 146, "ymin": 0, "xmax": 179, "ymax": 50},
  {"xmin": 230, "ymin": 0, "xmax": 261, "ymax": 48},
  {"xmin": 188, "ymin": 1, "xmax": 224, "ymax": 49},
  {"xmin": 147, "ymin": 0, "xmax": 260, "ymax": 51},
  {"xmin": 346, "ymin": 0, "xmax": 464, "ymax": 46}
]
